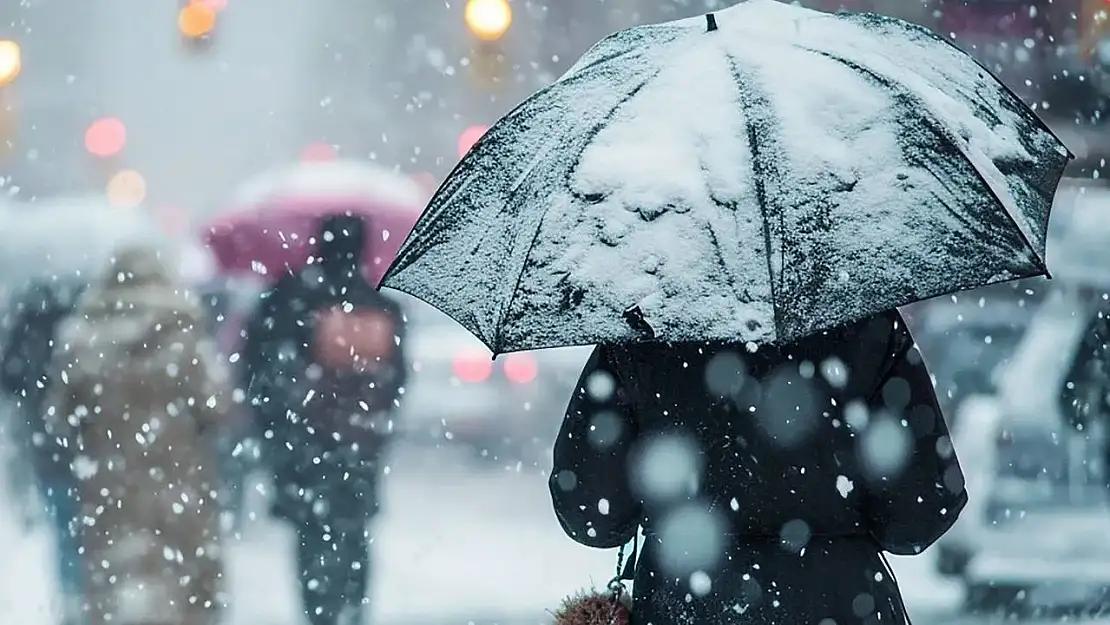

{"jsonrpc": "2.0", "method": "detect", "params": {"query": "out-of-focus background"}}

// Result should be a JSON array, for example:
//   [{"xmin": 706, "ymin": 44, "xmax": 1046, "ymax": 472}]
[{"xmin": 1, "ymin": 0, "xmax": 1110, "ymax": 623}]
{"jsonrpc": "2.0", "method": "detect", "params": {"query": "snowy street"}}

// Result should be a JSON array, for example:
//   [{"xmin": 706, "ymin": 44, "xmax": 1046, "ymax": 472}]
[{"xmin": 0, "ymin": 442, "xmax": 974, "ymax": 625}]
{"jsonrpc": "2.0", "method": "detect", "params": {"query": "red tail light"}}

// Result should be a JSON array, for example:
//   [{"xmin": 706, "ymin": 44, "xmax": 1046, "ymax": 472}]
[
  {"xmin": 503, "ymin": 353, "xmax": 538, "ymax": 384},
  {"xmin": 452, "ymin": 352, "xmax": 493, "ymax": 383}
]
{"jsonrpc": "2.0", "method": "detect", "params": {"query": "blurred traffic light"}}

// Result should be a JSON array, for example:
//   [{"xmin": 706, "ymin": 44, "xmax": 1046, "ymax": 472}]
[
  {"xmin": 457, "ymin": 125, "xmax": 489, "ymax": 158},
  {"xmin": 0, "ymin": 41, "xmax": 21, "ymax": 87},
  {"xmin": 179, "ymin": 2, "xmax": 217, "ymax": 39},
  {"xmin": 464, "ymin": 0, "xmax": 512, "ymax": 41},
  {"xmin": 85, "ymin": 117, "xmax": 127, "ymax": 158},
  {"xmin": 107, "ymin": 170, "xmax": 147, "ymax": 207}
]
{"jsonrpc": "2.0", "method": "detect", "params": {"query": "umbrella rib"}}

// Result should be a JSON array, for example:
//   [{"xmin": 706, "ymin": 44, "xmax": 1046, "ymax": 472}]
[
  {"xmin": 489, "ymin": 72, "xmax": 663, "ymax": 353},
  {"xmin": 557, "ymin": 25, "xmax": 687, "ymax": 84},
  {"xmin": 725, "ymin": 53, "xmax": 785, "ymax": 342},
  {"xmin": 799, "ymin": 46, "xmax": 1048, "ymax": 276}
]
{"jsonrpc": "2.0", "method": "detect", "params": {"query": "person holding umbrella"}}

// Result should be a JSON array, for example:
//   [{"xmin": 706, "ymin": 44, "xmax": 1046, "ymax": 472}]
[
  {"xmin": 240, "ymin": 214, "xmax": 406, "ymax": 625},
  {"xmin": 378, "ymin": 1, "xmax": 1071, "ymax": 622},
  {"xmin": 202, "ymin": 161, "xmax": 423, "ymax": 551}
]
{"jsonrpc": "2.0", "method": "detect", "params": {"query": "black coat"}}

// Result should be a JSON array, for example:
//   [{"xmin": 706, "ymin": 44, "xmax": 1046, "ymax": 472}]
[
  {"xmin": 0, "ymin": 280, "xmax": 84, "ymax": 481},
  {"xmin": 550, "ymin": 309, "xmax": 966, "ymax": 625},
  {"xmin": 241, "ymin": 215, "xmax": 407, "ymax": 521}
]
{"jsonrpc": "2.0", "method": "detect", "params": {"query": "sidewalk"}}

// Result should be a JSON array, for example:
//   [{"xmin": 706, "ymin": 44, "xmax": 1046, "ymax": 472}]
[
  {"xmin": 0, "ymin": 448, "xmax": 964, "ymax": 625},
  {"xmin": 227, "ymin": 464, "xmax": 615, "ymax": 624}
]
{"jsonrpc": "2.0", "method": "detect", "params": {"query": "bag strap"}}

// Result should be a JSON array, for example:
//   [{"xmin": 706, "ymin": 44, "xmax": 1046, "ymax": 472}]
[
  {"xmin": 607, "ymin": 530, "xmax": 640, "ymax": 599},
  {"xmin": 620, "ymin": 531, "xmax": 639, "ymax": 581}
]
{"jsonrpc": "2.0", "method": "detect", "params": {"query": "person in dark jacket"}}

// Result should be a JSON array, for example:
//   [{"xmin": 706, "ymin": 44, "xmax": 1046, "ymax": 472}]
[
  {"xmin": 0, "ymin": 277, "xmax": 85, "ymax": 625},
  {"xmin": 549, "ymin": 308, "xmax": 966, "ymax": 624},
  {"xmin": 241, "ymin": 214, "xmax": 406, "ymax": 625}
]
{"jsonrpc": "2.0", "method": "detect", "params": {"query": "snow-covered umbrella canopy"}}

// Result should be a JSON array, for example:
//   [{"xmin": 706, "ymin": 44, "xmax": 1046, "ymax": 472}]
[
  {"xmin": 0, "ymin": 195, "xmax": 173, "ymax": 293},
  {"xmin": 381, "ymin": 0, "xmax": 1070, "ymax": 354},
  {"xmin": 226, "ymin": 159, "xmax": 428, "ymax": 213},
  {"xmin": 206, "ymin": 160, "xmax": 425, "ymax": 285}
]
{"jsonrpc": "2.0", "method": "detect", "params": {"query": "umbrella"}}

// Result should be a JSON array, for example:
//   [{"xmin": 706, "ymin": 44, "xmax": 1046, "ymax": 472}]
[
  {"xmin": 380, "ymin": 0, "xmax": 1071, "ymax": 355},
  {"xmin": 203, "ymin": 161, "xmax": 426, "ymax": 285}
]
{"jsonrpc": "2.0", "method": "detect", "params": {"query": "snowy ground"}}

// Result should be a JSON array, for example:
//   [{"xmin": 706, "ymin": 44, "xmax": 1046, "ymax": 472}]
[{"xmin": 0, "ymin": 443, "xmax": 969, "ymax": 625}]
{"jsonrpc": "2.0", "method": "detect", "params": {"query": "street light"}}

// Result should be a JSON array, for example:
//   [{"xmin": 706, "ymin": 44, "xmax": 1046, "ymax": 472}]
[
  {"xmin": 0, "ymin": 41, "xmax": 21, "ymax": 87},
  {"xmin": 179, "ymin": 2, "xmax": 217, "ymax": 39},
  {"xmin": 468, "ymin": 46, "xmax": 507, "ymax": 91},
  {"xmin": 464, "ymin": 0, "xmax": 512, "ymax": 41},
  {"xmin": 0, "ymin": 93, "xmax": 15, "ymax": 160}
]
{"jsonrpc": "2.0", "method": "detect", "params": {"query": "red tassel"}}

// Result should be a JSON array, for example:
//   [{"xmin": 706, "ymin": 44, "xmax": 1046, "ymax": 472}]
[{"xmin": 553, "ymin": 589, "xmax": 632, "ymax": 625}]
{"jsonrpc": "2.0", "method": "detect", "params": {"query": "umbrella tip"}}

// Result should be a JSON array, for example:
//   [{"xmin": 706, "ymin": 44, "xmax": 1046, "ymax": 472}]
[{"xmin": 706, "ymin": 13, "xmax": 718, "ymax": 32}]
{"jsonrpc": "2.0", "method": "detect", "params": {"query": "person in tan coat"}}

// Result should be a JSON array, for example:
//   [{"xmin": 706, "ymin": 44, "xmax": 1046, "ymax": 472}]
[{"xmin": 44, "ymin": 245, "xmax": 230, "ymax": 625}]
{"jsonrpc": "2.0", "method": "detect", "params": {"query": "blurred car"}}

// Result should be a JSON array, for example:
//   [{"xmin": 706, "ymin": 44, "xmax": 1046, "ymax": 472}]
[
  {"xmin": 937, "ymin": 285, "xmax": 1110, "ymax": 615},
  {"xmin": 396, "ymin": 296, "xmax": 590, "ymax": 464},
  {"xmin": 913, "ymin": 282, "xmax": 1040, "ymax": 421}
]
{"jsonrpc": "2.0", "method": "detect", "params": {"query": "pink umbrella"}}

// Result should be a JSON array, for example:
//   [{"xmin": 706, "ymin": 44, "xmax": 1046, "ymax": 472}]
[{"xmin": 202, "ymin": 161, "xmax": 427, "ymax": 286}]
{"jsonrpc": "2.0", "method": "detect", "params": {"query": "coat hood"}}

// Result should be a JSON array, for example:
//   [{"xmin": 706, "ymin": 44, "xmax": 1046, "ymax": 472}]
[{"xmin": 56, "ymin": 246, "xmax": 205, "ymax": 368}]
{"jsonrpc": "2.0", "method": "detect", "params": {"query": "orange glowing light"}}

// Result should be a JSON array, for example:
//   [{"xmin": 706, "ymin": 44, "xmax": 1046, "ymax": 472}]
[
  {"xmin": 0, "ymin": 41, "xmax": 21, "ymax": 87},
  {"xmin": 107, "ymin": 170, "xmax": 147, "ymax": 208},
  {"xmin": 457, "ymin": 125, "xmax": 488, "ymax": 158},
  {"xmin": 178, "ymin": 3, "xmax": 216, "ymax": 39},
  {"xmin": 464, "ymin": 0, "xmax": 512, "ymax": 41},
  {"xmin": 85, "ymin": 117, "xmax": 127, "ymax": 158},
  {"xmin": 301, "ymin": 142, "xmax": 337, "ymax": 162}
]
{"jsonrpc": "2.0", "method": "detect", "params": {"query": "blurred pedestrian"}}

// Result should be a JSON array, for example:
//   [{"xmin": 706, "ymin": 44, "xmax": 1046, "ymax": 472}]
[
  {"xmin": 241, "ymin": 214, "xmax": 406, "ymax": 625},
  {"xmin": 44, "ymin": 246, "xmax": 230, "ymax": 625},
  {"xmin": 0, "ymin": 277, "xmax": 86, "ymax": 624},
  {"xmin": 550, "ymin": 310, "xmax": 967, "ymax": 624}
]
